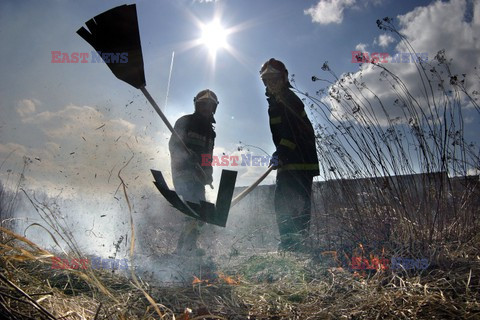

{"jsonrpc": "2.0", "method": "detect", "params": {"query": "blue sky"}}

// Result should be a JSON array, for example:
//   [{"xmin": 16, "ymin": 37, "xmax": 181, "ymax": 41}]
[{"xmin": 1, "ymin": 0, "xmax": 479, "ymax": 204}]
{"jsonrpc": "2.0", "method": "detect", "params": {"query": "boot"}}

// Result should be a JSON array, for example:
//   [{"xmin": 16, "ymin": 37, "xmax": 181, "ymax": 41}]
[
  {"xmin": 174, "ymin": 221, "xmax": 205, "ymax": 256},
  {"xmin": 182, "ymin": 232, "xmax": 205, "ymax": 256}
]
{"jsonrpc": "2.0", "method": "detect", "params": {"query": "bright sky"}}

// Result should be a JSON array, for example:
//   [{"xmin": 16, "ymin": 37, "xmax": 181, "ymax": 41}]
[{"xmin": 1, "ymin": 0, "xmax": 479, "ymax": 206}]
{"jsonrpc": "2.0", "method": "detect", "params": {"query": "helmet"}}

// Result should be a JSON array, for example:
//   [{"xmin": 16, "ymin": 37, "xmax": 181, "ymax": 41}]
[
  {"xmin": 194, "ymin": 89, "xmax": 219, "ymax": 113},
  {"xmin": 259, "ymin": 58, "xmax": 288, "ymax": 80}
]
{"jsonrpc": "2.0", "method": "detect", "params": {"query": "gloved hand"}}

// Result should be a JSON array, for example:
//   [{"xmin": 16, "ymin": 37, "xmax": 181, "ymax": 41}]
[
  {"xmin": 203, "ymin": 174, "xmax": 213, "ymax": 186},
  {"xmin": 270, "ymin": 151, "xmax": 284, "ymax": 170},
  {"xmin": 194, "ymin": 164, "xmax": 213, "ymax": 187}
]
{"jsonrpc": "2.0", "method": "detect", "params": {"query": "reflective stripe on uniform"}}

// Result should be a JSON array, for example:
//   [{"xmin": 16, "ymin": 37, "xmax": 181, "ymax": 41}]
[
  {"xmin": 186, "ymin": 132, "xmax": 208, "ymax": 147},
  {"xmin": 270, "ymin": 116, "xmax": 282, "ymax": 125},
  {"xmin": 279, "ymin": 138, "xmax": 296, "ymax": 150},
  {"xmin": 188, "ymin": 132, "xmax": 207, "ymax": 141},
  {"xmin": 279, "ymin": 163, "xmax": 319, "ymax": 171}
]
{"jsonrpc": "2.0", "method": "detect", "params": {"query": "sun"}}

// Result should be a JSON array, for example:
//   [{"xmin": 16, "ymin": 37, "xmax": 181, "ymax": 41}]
[
  {"xmin": 175, "ymin": 10, "xmax": 252, "ymax": 70},
  {"xmin": 200, "ymin": 20, "xmax": 228, "ymax": 55}
]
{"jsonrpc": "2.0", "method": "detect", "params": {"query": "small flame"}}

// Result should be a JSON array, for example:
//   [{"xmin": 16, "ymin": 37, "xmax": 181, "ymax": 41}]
[
  {"xmin": 321, "ymin": 251, "xmax": 342, "ymax": 267},
  {"xmin": 359, "ymin": 243, "xmax": 364, "ymax": 253},
  {"xmin": 192, "ymin": 276, "xmax": 208, "ymax": 285},
  {"xmin": 193, "ymin": 273, "xmax": 239, "ymax": 286},
  {"xmin": 351, "ymin": 252, "xmax": 390, "ymax": 271},
  {"xmin": 217, "ymin": 272, "xmax": 239, "ymax": 285},
  {"xmin": 177, "ymin": 308, "xmax": 192, "ymax": 320}
]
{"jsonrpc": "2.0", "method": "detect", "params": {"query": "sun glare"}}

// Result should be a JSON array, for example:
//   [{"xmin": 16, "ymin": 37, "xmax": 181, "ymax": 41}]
[
  {"xmin": 177, "ymin": 10, "xmax": 252, "ymax": 70},
  {"xmin": 200, "ymin": 20, "xmax": 228, "ymax": 54}
]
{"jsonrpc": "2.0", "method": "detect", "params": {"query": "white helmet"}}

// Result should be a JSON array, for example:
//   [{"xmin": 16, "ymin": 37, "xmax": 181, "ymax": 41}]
[{"xmin": 194, "ymin": 89, "xmax": 219, "ymax": 105}]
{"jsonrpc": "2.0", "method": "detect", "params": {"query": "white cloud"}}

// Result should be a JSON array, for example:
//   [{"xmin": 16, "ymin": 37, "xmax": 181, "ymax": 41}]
[
  {"xmin": 22, "ymin": 105, "xmax": 137, "ymax": 143},
  {"xmin": 375, "ymin": 34, "xmax": 395, "ymax": 48},
  {"xmin": 304, "ymin": 0, "xmax": 356, "ymax": 25},
  {"xmin": 320, "ymin": 0, "xmax": 480, "ymax": 177},
  {"xmin": 0, "ymin": 142, "xmax": 27, "ymax": 157},
  {"xmin": 355, "ymin": 43, "xmax": 368, "ymax": 51},
  {"xmin": 394, "ymin": 0, "xmax": 479, "ymax": 93},
  {"xmin": 467, "ymin": 167, "xmax": 479, "ymax": 176},
  {"xmin": 16, "ymin": 99, "xmax": 38, "ymax": 117},
  {"xmin": 475, "ymin": 0, "xmax": 480, "ymax": 24},
  {"xmin": 1, "ymin": 104, "xmax": 170, "ymax": 199},
  {"xmin": 310, "ymin": 0, "xmax": 480, "ymax": 180},
  {"xmin": 328, "ymin": 0, "xmax": 480, "ymax": 121},
  {"xmin": 396, "ymin": 0, "xmax": 480, "ymax": 57}
]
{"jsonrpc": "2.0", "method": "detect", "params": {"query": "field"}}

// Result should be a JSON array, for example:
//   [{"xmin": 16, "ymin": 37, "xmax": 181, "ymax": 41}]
[{"xmin": 1, "ymin": 17, "xmax": 480, "ymax": 320}]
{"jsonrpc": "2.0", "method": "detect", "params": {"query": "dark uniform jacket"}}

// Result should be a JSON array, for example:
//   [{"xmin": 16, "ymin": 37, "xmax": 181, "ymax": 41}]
[
  {"xmin": 169, "ymin": 112, "xmax": 215, "ymax": 184},
  {"xmin": 267, "ymin": 88, "xmax": 319, "ymax": 176}
]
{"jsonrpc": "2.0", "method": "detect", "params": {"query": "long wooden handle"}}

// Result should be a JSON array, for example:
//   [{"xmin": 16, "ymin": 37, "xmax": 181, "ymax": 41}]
[
  {"xmin": 230, "ymin": 166, "xmax": 274, "ymax": 207},
  {"xmin": 140, "ymin": 86, "xmax": 185, "ymax": 148},
  {"xmin": 140, "ymin": 86, "xmax": 213, "ymax": 188}
]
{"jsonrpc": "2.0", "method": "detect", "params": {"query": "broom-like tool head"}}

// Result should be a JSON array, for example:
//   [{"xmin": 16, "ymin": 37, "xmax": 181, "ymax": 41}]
[{"xmin": 77, "ymin": 4, "xmax": 146, "ymax": 89}]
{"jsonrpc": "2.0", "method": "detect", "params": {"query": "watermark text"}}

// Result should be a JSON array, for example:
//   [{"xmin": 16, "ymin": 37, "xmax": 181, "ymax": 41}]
[
  {"xmin": 201, "ymin": 153, "xmax": 278, "ymax": 167},
  {"xmin": 352, "ymin": 51, "xmax": 428, "ymax": 64},
  {"xmin": 351, "ymin": 257, "xmax": 428, "ymax": 271},
  {"xmin": 51, "ymin": 51, "xmax": 128, "ymax": 63},
  {"xmin": 51, "ymin": 256, "xmax": 129, "ymax": 270}
]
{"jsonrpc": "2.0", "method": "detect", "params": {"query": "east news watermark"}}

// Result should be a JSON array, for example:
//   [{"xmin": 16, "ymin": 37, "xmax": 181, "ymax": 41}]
[
  {"xmin": 51, "ymin": 51, "xmax": 128, "ymax": 63},
  {"xmin": 51, "ymin": 256, "xmax": 129, "ymax": 270},
  {"xmin": 351, "ymin": 51, "xmax": 429, "ymax": 64},
  {"xmin": 351, "ymin": 257, "xmax": 429, "ymax": 271},
  {"xmin": 201, "ymin": 153, "xmax": 278, "ymax": 167}
]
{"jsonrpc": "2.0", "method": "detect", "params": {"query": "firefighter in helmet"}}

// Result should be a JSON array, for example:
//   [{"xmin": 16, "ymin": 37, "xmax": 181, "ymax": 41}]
[
  {"xmin": 169, "ymin": 89, "xmax": 218, "ymax": 255},
  {"xmin": 259, "ymin": 58, "xmax": 319, "ymax": 252}
]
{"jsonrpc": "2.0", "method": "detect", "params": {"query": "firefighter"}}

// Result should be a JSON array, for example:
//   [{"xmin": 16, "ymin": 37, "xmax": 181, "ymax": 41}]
[
  {"xmin": 169, "ymin": 89, "xmax": 218, "ymax": 255},
  {"xmin": 259, "ymin": 58, "xmax": 320, "ymax": 252}
]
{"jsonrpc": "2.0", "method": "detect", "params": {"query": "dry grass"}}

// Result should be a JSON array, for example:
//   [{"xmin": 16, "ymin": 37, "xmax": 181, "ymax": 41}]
[
  {"xmin": 229, "ymin": 250, "xmax": 480, "ymax": 319},
  {"xmin": 1, "ymin": 226, "xmax": 479, "ymax": 319},
  {"xmin": 1, "ymin": 16, "xmax": 479, "ymax": 320}
]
